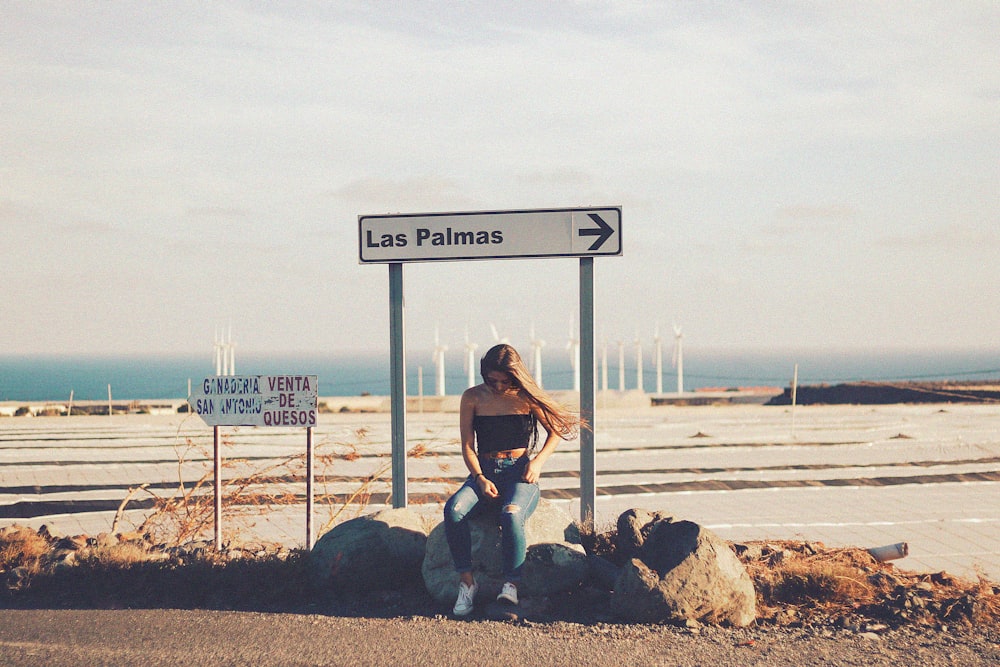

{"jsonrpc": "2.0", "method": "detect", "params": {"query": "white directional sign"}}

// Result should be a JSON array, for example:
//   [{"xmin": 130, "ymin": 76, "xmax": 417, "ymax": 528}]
[
  {"xmin": 358, "ymin": 206, "xmax": 622, "ymax": 263},
  {"xmin": 188, "ymin": 375, "xmax": 318, "ymax": 428}
]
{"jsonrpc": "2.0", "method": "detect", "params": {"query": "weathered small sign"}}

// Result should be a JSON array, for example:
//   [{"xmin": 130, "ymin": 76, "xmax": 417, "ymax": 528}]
[{"xmin": 188, "ymin": 375, "xmax": 318, "ymax": 427}]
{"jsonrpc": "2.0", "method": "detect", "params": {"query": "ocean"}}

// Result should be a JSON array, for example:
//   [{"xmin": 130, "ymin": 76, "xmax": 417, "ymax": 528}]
[{"xmin": 2, "ymin": 349, "xmax": 998, "ymax": 402}]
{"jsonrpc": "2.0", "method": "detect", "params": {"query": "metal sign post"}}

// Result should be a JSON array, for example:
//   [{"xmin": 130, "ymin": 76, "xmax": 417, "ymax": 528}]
[
  {"xmin": 389, "ymin": 263, "xmax": 407, "ymax": 508},
  {"xmin": 579, "ymin": 257, "xmax": 597, "ymax": 525},
  {"xmin": 306, "ymin": 426, "xmax": 315, "ymax": 548},
  {"xmin": 213, "ymin": 425, "xmax": 222, "ymax": 550},
  {"xmin": 360, "ymin": 206, "xmax": 621, "ymax": 522}
]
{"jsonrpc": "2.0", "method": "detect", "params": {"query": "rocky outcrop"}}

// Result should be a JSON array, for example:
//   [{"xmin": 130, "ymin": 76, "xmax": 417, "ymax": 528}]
[
  {"xmin": 611, "ymin": 515, "xmax": 756, "ymax": 626},
  {"xmin": 421, "ymin": 500, "xmax": 587, "ymax": 605},
  {"xmin": 310, "ymin": 508, "xmax": 431, "ymax": 592},
  {"xmin": 615, "ymin": 508, "xmax": 675, "ymax": 564}
]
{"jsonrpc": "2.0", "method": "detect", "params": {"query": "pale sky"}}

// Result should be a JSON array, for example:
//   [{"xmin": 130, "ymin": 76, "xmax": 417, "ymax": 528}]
[{"xmin": 3, "ymin": 2, "xmax": 998, "ymax": 358}]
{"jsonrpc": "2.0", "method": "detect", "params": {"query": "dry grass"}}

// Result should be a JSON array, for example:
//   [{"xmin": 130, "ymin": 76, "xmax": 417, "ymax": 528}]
[
  {"xmin": 117, "ymin": 426, "xmax": 453, "ymax": 548},
  {"xmin": 0, "ymin": 526, "xmax": 51, "ymax": 575},
  {"xmin": 742, "ymin": 541, "xmax": 1000, "ymax": 630},
  {"xmin": 2, "ymin": 422, "xmax": 455, "ymax": 606},
  {"xmin": 87, "ymin": 542, "xmax": 158, "ymax": 567},
  {"xmin": 2, "ymin": 539, "xmax": 316, "ymax": 611},
  {"xmin": 748, "ymin": 543, "xmax": 878, "ymax": 609}
]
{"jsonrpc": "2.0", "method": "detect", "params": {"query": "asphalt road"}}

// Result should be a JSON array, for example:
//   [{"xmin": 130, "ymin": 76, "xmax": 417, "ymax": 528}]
[{"xmin": 1, "ymin": 609, "xmax": 998, "ymax": 667}]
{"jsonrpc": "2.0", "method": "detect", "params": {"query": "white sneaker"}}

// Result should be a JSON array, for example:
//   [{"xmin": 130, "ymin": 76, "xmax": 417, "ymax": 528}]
[
  {"xmin": 497, "ymin": 581, "xmax": 518, "ymax": 605},
  {"xmin": 453, "ymin": 580, "xmax": 478, "ymax": 616}
]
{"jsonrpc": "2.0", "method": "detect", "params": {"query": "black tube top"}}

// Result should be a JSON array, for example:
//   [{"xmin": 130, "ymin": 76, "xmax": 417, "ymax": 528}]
[{"xmin": 474, "ymin": 414, "xmax": 535, "ymax": 455}]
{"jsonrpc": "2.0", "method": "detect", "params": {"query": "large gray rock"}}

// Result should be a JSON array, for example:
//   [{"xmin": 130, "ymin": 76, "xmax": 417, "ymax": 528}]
[
  {"xmin": 422, "ymin": 499, "xmax": 587, "ymax": 605},
  {"xmin": 615, "ymin": 508, "xmax": 674, "ymax": 564},
  {"xmin": 611, "ymin": 516, "xmax": 756, "ymax": 627},
  {"xmin": 310, "ymin": 508, "xmax": 430, "ymax": 592}
]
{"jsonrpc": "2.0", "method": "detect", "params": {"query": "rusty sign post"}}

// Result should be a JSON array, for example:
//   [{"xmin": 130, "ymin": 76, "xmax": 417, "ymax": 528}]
[{"xmin": 188, "ymin": 375, "xmax": 319, "ymax": 549}]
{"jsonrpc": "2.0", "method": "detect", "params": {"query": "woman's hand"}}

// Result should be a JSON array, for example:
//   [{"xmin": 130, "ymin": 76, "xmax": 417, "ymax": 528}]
[
  {"xmin": 477, "ymin": 474, "xmax": 499, "ymax": 498},
  {"xmin": 522, "ymin": 458, "xmax": 543, "ymax": 484}
]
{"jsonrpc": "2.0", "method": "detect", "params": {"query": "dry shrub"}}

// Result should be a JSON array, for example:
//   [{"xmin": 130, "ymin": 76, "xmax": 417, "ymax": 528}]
[
  {"xmin": 970, "ymin": 578, "xmax": 1000, "ymax": 626},
  {"xmin": 741, "ymin": 540, "xmax": 1000, "ymax": 629},
  {"xmin": 115, "ymin": 425, "xmax": 452, "ymax": 547},
  {"xmin": 751, "ymin": 555, "xmax": 875, "ymax": 609},
  {"xmin": 742, "ymin": 542, "xmax": 885, "ymax": 623},
  {"xmin": 88, "ymin": 542, "xmax": 156, "ymax": 567},
  {"xmin": 0, "ymin": 526, "xmax": 50, "ymax": 573}
]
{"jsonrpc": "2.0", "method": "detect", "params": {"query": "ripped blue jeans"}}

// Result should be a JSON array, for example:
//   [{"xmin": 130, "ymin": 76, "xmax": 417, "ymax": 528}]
[{"xmin": 443, "ymin": 455, "xmax": 540, "ymax": 582}]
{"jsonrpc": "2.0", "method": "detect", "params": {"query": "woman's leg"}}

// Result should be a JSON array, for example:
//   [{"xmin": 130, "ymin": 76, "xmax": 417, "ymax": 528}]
[
  {"xmin": 497, "ymin": 470, "xmax": 541, "ymax": 582},
  {"xmin": 443, "ymin": 480, "xmax": 483, "ymax": 575}
]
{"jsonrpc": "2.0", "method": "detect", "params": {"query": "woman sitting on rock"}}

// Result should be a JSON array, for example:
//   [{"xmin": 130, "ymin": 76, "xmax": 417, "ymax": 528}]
[{"xmin": 444, "ymin": 343, "xmax": 582, "ymax": 616}]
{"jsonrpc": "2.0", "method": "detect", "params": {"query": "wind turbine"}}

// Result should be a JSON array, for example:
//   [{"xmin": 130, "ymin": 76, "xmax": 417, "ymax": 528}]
[
  {"xmin": 672, "ymin": 324, "xmax": 684, "ymax": 395},
  {"xmin": 600, "ymin": 339, "xmax": 609, "ymax": 393},
  {"xmin": 213, "ymin": 328, "xmax": 223, "ymax": 376},
  {"xmin": 489, "ymin": 323, "xmax": 509, "ymax": 346},
  {"xmin": 433, "ymin": 324, "xmax": 447, "ymax": 397},
  {"xmin": 529, "ymin": 322, "xmax": 545, "ymax": 388},
  {"xmin": 617, "ymin": 339, "xmax": 626, "ymax": 391},
  {"xmin": 566, "ymin": 315, "xmax": 580, "ymax": 392},
  {"xmin": 227, "ymin": 323, "xmax": 236, "ymax": 376},
  {"xmin": 654, "ymin": 323, "xmax": 663, "ymax": 394},
  {"xmin": 463, "ymin": 327, "xmax": 479, "ymax": 389},
  {"xmin": 214, "ymin": 324, "xmax": 235, "ymax": 376},
  {"xmin": 634, "ymin": 333, "xmax": 644, "ymax": 393}
]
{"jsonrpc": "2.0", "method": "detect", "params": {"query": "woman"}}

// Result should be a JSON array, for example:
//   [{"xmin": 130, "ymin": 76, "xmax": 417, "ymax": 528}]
[{"xmin": 443, "ymin": 343, "xmax": 582, "ymax": 616}]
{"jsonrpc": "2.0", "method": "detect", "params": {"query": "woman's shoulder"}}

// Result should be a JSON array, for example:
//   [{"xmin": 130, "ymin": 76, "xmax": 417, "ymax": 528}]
[
  {"xmin": 461, "ymin": 385, "xmax": 534, "ymax": 415},
  {"xmin": 461, "ymin": 384, "xmax": 490, "ymax": 408},
  {"xmin": 462, "ymin": 384, "xmax": 486, "ymax": 398}
]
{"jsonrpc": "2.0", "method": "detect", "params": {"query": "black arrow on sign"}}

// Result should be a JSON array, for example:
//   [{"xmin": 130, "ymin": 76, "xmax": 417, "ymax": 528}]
[{"xmin": 579, "ymin": 213, "xmax": 615, "ymax": 251}]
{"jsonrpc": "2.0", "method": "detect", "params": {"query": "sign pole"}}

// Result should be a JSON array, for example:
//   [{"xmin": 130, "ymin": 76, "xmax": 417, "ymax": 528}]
[
  {"xmin": 389, "ymin": 263, "xmax": 408, "ymax": 508},
  {"xmin": 306, "ymin": 426, "xmax": 315, "ymax": 548},
  {"xmin": 188, "ymin": 376, "xmax": 318, "ymax": 549},
  {"xmin": 579, "ymin": 257, "xmax": 596, "ymax": 528},
  {"xmin": 213, "ymin": 424, "xmax": 222, "ymax": 550},
  {"xmin": 362, "ymin": 207, "xmax": 621, "ymax": 518}
]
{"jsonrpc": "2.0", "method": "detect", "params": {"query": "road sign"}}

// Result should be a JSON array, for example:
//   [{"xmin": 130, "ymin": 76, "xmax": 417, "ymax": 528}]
[
  {"xmin": 188, "ymin": 375, "xmax": 318, "ymax": 427},
  {"xmin": 358, "ymin": 206, "xmax": 622, "ymax": 263}
]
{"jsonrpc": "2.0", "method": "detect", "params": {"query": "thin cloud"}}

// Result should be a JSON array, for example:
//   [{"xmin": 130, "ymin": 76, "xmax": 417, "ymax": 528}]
[
  {"xmin": 762, "ymin": 205, "xmax": 860, "ymax": 236},
  {"xmin": 776, "ymin": 204, "xmax": 859, "ymax": 222},
  {"xmin": 185, "ymin": 206, "xmax": 250, "ymax": 220},
  {"xmin": 881, "ymin": 224, "xmax": 1000, "ymax": 251},
  {"xmin": 513, "ymin": 168, "xmax": 594, "ymax": 189},
  {"xmin": 56, "ymin": 220, "xmax": 117, "ymax": 235},
  {"xmin": 331, "ymin": 176, "xmax": 479, "ymax": 213}
]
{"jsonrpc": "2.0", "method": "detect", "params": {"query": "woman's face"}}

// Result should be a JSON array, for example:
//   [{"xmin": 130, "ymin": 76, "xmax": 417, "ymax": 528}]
[{"xmin": 485, "ymin": 370, "xmax": 516, "ymax": 395}]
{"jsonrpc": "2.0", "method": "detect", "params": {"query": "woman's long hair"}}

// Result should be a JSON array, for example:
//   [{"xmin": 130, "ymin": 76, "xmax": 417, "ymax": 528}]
[{"xmin": 480, "ymin": 343, "xmax": 584, "ymax": 442}]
